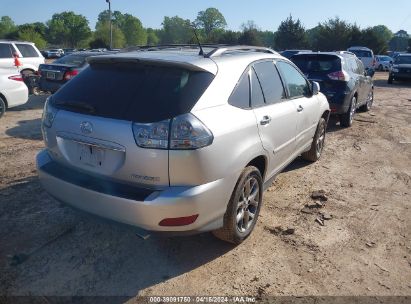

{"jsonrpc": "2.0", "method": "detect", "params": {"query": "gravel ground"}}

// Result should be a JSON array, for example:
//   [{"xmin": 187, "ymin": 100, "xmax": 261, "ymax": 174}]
[{"xmin": 0, "ymin": 72, "xmax": 410, "ymax": 300}]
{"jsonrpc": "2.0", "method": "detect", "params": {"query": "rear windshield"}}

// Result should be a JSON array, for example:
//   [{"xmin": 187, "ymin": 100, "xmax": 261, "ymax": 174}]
[
  {"xmin": 291, "ymin": 55, "xmax": 341, "ymax": 73},
  {"xmin": 395, "ymin": 56, "xmax": 411, "ymax": 64},
  {"xmin": 53, "ymin": 55, "xmax": 87, "ymax": 66},
  {"xmin": 51, "ymin": 62, "xmax": 214, "ymax": 123},
  {"xmin": 350, "ymin": 50, "xmax": 372, "ymax": 58}
]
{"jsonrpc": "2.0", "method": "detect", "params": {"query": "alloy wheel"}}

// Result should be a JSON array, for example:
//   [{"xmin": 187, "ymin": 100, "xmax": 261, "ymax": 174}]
[{"xmin": 236, "ymin": 176, "xmax": 260, "ymax": 233}]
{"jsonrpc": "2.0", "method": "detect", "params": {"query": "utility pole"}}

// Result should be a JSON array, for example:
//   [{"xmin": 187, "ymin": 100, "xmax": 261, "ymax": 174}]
[{"xmin": 106, "ymin": 0, "xmax": 112, "ymax": 49}]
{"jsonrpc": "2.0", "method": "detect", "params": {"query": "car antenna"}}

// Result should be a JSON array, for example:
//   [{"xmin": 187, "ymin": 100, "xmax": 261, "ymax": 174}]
[{"xmin": 191, "ymin": 23, "xmax": 204, "ymax": 56}]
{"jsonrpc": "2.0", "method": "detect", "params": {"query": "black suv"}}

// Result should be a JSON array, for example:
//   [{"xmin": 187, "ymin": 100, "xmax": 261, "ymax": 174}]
[
  {"xmin": 388, "ymin": 53, "xmax": 411, "ymax": 84},
  {"xmin": 291, "ymin": 52, "xmax": 374, "ymax": 127}
]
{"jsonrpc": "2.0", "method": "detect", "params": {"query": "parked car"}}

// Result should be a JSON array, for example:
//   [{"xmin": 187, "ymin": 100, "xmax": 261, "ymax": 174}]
[
  {"xmin": 347, "ymin": 46, "xmax": 376, "ymax": 71},
  {"xmin": 388, "ymin": 53, "xmax": 411, "ymax": 84},
  {"xmin": 36, "ymin": 45, "xmax": 330, "ymax": 244},
  {"xmin": 0, "ymin": 68, "xmax": 29, "ymax": 118},
  {"xmin": 43, "ymin": 49, "xmax": 64, "ymax": 59},
  {"xmin": 38, "ymin": 51, "xmax": 111, "ymax": 93},
  {"xmin": 0, "ymin": 40, "xmax": 45, "ymax": 75},
  {"xmin": 280, "ymin": 49, "xmax": 312, "ymax": 59},
  {"xmin": 375, "ymin": 55, "xmax": 393, "ymax": 71},
  {"xmin": 291, "ymin": 51, "xmax": 374, "ymax": 127}
]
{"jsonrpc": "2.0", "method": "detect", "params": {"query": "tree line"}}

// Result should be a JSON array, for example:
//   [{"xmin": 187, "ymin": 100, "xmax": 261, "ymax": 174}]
[{"xmin": 0, "ymin": 8, "xmax": 410, "ymax": 54}]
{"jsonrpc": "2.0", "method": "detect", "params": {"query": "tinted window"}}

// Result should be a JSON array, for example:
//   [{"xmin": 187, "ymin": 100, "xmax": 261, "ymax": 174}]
[
  {"xmin": 228, "ymin": 70, "xmax": 250, "ymax": 109},
  {"xmin": 292, "ymin": 54, "xmax": 341, "ymax": 73},
  {"xmin": 276, "ymin": 61, "xmax": 310, "ymax": 98},
  {"xmin": 250, "ymin": 69, "xmax": 265, "ymax": 107},
  {"xmin": 52, "ymin": 63, "xmax": 215, "ymax": 123},
  {"xmin": 356, "ymin": 59, "xmax": 365, "ymax": 74},
  {"xmin": 253, "ymin": 61, "xmax": 285, "ymax": 104},
  {"xmin": 395, "ymin": 56, "xmax": 411, "ymax": 64},
  {"xmin": 350, "ymin": 50, "xmax": 372, "ymax": 58},
  {"xmin": 53, "ymin": 55, "xmax": 87, "ymax": 67},
  {"xmin": 0, "ymin": 43, "xmax": 13, "ymax": 58},
  {"xmin": 16, "ymin": 44, "xmax": 39, "ymax": 57}
]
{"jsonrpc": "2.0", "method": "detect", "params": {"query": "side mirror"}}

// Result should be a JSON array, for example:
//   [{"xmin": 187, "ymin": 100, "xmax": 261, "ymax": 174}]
[{"xmin": 311, "ymin": 81, "xmax": 320, "ymax": 95}]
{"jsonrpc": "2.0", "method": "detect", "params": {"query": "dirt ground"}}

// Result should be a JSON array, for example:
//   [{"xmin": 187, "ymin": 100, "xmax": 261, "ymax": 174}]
[{"xmin": 0, "ymin": 72, "xmax": 410, "ymax": 300}]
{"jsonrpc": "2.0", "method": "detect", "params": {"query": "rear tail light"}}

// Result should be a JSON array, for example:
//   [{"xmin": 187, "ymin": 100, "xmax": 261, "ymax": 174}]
[
  {"xmin": 159, "ymin": 214, "xmax": 199, "ymax": 226},
  {"xmin": 8, "ymin": 75, "xmax": 23, "ymax": 82},
  {"xmin": 327, "ymin": 71, "xmax": 348, "ymax": 81},
  {"xmin": 132, "ymin": 113, "xmax": 213, "ymax": 150},
  {"xmin": 63, "ymin": 69, "xmax": 79, "ymax": 80}
]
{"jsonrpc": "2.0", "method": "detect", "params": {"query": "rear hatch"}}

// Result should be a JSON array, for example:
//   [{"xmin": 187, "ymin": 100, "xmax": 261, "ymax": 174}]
[
  {"xmin": 291, "ymin": 53, "xmax": 347, "ymax": 94},
  {"xmin": 46, "ymin": 57, "xmax": 214, "ymax": 187},
  {"xmin": 349, "ymin": 49, "xmax": 374, "ymax": 69}
]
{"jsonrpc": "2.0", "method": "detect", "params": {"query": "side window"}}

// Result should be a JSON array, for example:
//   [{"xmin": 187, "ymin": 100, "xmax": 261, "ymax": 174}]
[
  {"xmin": 356, "ymin": 59, "xmax": 365, "ymax": 74},
  {"xmin": 228, "ymin": 70, "xmax": 250, "ymax": 109},
  {"xmin": 276, "ymin": 61, "xmax": 310, "ymax": 98},
  {"xmin": 15, "ymin": 44, "xmax": 39, "ymax": 57},
  {"xmin": 0, "ymin": 43, "xmax": 13, "ymax": 58},
  {"xmin": 250, "ymin": 68, "xmax": 265, "ymax": 107},
  {"xmin": 253, "ymin": 61, "xmax": 285, "ymax": 104}
]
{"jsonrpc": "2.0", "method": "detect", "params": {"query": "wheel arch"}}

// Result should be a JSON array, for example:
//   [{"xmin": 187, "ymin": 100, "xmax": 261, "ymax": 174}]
[
  {"xmin": 0, "ymin": 92, "xmax": 8, "ymax": 109},
  {"xmin": 246, "ymin": 155, "xmax": 267, "ymax": 181}
]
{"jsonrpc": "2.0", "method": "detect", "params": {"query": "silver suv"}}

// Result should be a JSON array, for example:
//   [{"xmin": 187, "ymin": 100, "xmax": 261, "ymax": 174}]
[{"xmin": 37, "ymin": 46, "xmax": 330, "ymax": 244}]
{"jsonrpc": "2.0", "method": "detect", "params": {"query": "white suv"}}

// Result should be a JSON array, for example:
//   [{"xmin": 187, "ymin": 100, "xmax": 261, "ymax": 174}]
[
  {"xmin": 37, "ymin": 46, "xmax": 330, "ymax": 244},
  {"xmin": 0, "ymin": 40, "xmax": 45, "ymax": 75}
]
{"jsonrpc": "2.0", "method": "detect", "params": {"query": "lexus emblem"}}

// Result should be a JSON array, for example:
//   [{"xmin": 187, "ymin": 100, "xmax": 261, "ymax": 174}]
[{"xmin": 80, "ymin": 121, "xmax": 93, "ymax": 134}]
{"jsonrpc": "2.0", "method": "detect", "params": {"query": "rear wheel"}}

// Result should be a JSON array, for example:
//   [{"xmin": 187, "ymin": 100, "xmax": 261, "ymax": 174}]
[
  {"xmin": 212, "ymin": 166, "xmax": 263, "ymax": 244},
  {"xmin": 302, "ymin": 118, "xmax": 327, "ymax": 162},
  {"xmin": 388, "ymin": 76, "xmax": 393, "ymax": 84},
  {"xmin": 340, "ymin": 96, "xmax": 356, "ymax": 128},
  {"xmin": 378, "ymin": 65, "xmax": 383, "ymax": 71},
  {"xmin": 0, "ymin": 96, "xmax": 6, "ymax": 119}
]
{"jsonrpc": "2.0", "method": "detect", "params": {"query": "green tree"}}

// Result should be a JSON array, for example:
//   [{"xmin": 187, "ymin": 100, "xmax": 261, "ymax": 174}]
[
  {"xmin": 274, "ymin": 15, "xmax": 308, "ymax": 50},
  {"xmin": 389, "ymin": 36, "xmax": 409, "ymax": 51},
  {"xmin": 18, "ymin": 28, "xmax": 47, "ymax": 49},
  {"xmin": 161, "ymin": 16, "xmax": 193, "ymax": 44},
  {"xmin": 259, "ymin": 31, "xmax": 275, "ymax": 48},
  {"xmin": 47, "ymin": 11, "xmax": 91, "ymax": 47},
  {"xmin": 239, "ymin": 21, "xmax": 263, "ymax": 46},
  {"xmin": 371, "ymin": 25, "xmax": 393, "ymax": 45},
  {"xmin": 121, "ymin": 14, "xmax": 147, "ymax": 46},
  {"xmin": 315, "ymin": 17, "xmax": 352, "ymax": 51},
  {"xmin": 218, "ymin": 30, "xmax": 239, "ymax": 44},
  {"xmin": 93, "ymin": 21, "xmax": 125, "ymax": 48},
  {"xmin": 146, "ymin": 28, "xmax": 159, "ymax": 45},
  {"xmin": 195, "ymin": 8, "xmax": 226, "ymax": 42},
  {"xmin": 360, "ymin": 27, "xmax": 387, "ymax": 54},
  {"xmin": 0, "ymin": 16, "xmax": 16, "ymax": 38}
]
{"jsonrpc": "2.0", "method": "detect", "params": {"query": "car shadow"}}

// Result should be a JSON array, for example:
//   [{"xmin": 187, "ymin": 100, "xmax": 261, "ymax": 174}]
[
  {"xmin": 282, "ymin": 157, "xmax": 312, "ymax": 172},
  {"xmin": 373, "ymin": 78, "xmax": 411, "ymax": 88},
  {"xmin": 5, "ymin": 118, "xmax": 42, "ymax": 140},
  {"xmin": 8, "ymin": 94, "xmax": 49, "ymax": 112},
  {"xmin": 0, "ymin": 177, "xmax": 235, "ymax": 297}
]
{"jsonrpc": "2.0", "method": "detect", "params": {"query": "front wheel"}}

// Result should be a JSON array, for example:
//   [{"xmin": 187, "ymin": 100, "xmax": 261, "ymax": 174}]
[
  {"xmin": 302, "ymin": 118, "xmax": 327, "ymax": 162},
  {"xmin": 359, "ymin": 88, "xmax": 374, "ymax": 112},
  {"xmin": 340, "ymin": 96, "xmax": 357, "ymax": 128},
  {"xmin": 212, "ymin": 166, "xmax": 263, "ymax": 244},
  {"xmin": 388, "ymin": 76, "xmax": 393, "ymax": 84}
]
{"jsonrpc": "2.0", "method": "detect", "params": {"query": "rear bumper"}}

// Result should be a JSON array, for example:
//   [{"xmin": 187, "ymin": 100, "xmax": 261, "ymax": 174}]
[
  {"xmin": 4, "ymin": 84, "xmax": 28, "ymax": 108},
  {"xmin": 324, "ymin": 91, "xmax": 351, "ymax": 115},
  {"xmin": 39, "ymin": 78, "xmax": 65, "ymax": 93},
  {"xmin": 36, "ymin": 150, "xmax": 229, "ymax": 233}
]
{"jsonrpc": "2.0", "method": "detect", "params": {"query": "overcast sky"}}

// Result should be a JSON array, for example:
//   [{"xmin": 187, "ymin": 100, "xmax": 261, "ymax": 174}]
[{"xmin": 2, "ymin": 0, "xmax": 411, "ymax": 34}]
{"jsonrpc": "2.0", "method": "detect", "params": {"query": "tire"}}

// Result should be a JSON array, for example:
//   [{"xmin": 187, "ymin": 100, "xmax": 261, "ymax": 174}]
[
  {"xmin": 0, "ymin": 96, "xmax": 6, "ymax": 119},
  {"xmin": 20, "ymin": 69, "xmax": 34, "ymax": 77},
  {"xmin": 302, "ymin": 118, "xmax": 327, "ymax": 162},
  {"xmin": 378, "ymin": 65, "xmax": 383, "ymax": 71},
  {"xmin": 212, "ymin": 166, "xmax": 263, "ymax": 244},
  {"xmin": 359, "ymin": 88, "xmax": 373, "ymax": 112},
  {"xmin": 340, "ymin": 96, "xmax": 357, "ymax": 128},
  {"xmin": 32, "ymin": 86, "xmax": 41, "ymax": 96},
  {"xmin": 388, "ymin": 76, "xmax": 393, "ymax": 84}
]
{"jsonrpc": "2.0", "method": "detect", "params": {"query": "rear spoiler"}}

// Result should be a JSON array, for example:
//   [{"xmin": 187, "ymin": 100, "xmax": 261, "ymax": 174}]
[{"xmin": 87, "ymin": 56, "xmax": 215, "ymax": 73}]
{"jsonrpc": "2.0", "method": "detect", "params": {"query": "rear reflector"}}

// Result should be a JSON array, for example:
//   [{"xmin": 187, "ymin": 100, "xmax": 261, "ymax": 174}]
[
  {"xmin": 159, "ymin": 214, "xmax": 199, "ymax": 226},
  {"xmin": 8, "ymin": 75, "xmax": 23, "ymax": 82}
]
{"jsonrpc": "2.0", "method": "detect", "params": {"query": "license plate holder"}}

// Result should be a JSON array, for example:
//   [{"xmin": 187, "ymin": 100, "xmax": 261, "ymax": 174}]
[
  {"xmin": 46, "ymin": 72, "xmax": 55, "ymax": 80},
  {"xmin": 78, "ymin": 144, "xmax": 105, "ymax": 167}
]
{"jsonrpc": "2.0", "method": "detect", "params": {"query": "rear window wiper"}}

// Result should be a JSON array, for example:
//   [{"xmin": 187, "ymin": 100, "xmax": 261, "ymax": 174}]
[{"xmin": 54, "ymin": 101, "xmax": 96, "ymax": 114}]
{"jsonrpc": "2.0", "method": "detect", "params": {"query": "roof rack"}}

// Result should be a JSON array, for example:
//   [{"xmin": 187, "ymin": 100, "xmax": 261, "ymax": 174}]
[{"xmin": 122, "ymin": 44, "xmax": 278, "ymax": 58}]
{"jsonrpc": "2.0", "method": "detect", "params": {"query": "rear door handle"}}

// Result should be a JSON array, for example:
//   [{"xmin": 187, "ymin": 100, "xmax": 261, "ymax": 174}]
[
  {"xmin": 297, "ymin": 105, "xmax": 304, "ymax": 112},
  {"xmin": 260, "ymin": 115, "xmax": 272, "ymax": 125}
]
